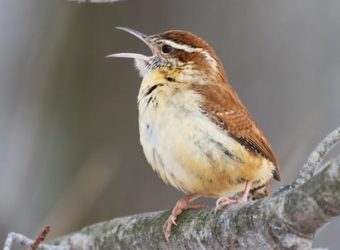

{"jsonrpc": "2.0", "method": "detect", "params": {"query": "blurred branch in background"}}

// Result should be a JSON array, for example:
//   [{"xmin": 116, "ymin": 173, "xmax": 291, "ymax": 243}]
[{"xmin": 68, "ymin": 0, "xmax": 123, "ymax": 3}]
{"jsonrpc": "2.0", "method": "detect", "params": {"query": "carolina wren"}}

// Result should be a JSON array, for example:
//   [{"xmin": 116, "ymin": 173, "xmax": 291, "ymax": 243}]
[{"xmin": 109, "ymin": 27, "xmax": 281, "ymax": 242}]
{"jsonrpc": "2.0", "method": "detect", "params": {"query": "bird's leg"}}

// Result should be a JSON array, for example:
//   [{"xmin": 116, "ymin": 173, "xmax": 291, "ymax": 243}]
[
  {"xmin": 215, "ymin": 181, "xmax": 252, "ymax": 212},
  {"xmin": 163, "ymin": 194, "xmax": 203, "ymax": 242}
]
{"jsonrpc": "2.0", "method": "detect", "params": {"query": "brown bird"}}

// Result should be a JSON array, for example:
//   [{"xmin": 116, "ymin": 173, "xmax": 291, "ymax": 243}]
[{"xmin": 108, "ymin": 27, "xmax": 281, "ymax": 242}]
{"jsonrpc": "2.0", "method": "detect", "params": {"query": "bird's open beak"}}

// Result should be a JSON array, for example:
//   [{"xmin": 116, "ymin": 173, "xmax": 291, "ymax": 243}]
[{"xmin": 107, "ymin": 27, "xmax": 156, "ymax": 61}]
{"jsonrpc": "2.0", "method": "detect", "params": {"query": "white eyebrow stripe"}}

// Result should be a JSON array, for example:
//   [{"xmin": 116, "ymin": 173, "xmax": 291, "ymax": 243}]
[
  {"xmin": 159, "ymin": 39, "xmax": 203, "ymax": 53},
  {"xmin": 159, "ymin": 39, "xmax": 219, "ymax": 73}
]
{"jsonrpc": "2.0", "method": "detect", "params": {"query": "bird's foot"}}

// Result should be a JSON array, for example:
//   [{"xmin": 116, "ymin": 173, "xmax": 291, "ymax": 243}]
[
  {"xmin": 214, "ymin": 181, "xmax": 252, "ymax": 213},
  {"xmin": 214, "ymin": 196, "xmax": 247, "ymax": 213},
  {"xmin": 163, "ymin": 194, "xmax": 203, "ymax": 243}
]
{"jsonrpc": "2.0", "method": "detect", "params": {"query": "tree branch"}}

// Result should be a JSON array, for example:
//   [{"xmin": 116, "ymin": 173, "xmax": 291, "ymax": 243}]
[
  {"xmin": 292, "ymin": 126, "xmax": 340, "ymax": 188},
  {"xmin": 46, "ymin": 155, "xmax": 339, "ymax": 249},
  {"xmin": 4, "ymin": 127, "xmax": 340, "ymax": 250}
]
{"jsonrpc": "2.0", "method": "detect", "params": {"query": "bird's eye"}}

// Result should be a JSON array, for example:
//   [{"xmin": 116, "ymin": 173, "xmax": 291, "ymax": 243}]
[{"xmin": 161, "ymin": 45, "xmax": 173, "ymax": 54}]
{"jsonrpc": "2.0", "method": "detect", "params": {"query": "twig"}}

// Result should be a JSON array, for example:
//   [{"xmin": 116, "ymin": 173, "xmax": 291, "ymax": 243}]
[
  {"xmin": 27, "ymin": 226, "xmax": 50, "ymax": 250},
  {"xmin": 292, "ymin": 126, "xmax": 340, "ymax": 187},
  {"xmin": 3, "ymin": 232, "xmax": 66, "ymax": 250}
]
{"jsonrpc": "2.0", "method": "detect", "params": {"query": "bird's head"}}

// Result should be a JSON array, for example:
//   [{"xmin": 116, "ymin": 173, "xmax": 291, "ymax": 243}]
[{"xmin": 109, "ymin": 27, "xmax": 226, "ymax": 84}]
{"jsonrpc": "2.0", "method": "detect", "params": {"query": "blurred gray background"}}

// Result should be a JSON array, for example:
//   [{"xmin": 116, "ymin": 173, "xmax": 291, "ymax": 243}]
[{"xmin": 1, "ymin": 0, "xmax": 340, "ymax": 249}]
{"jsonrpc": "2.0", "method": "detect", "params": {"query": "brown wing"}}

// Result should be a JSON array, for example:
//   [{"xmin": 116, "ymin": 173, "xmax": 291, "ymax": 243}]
[{"xmin": 193, "ymin": 83, "xmax": 281, "ymax": 181}]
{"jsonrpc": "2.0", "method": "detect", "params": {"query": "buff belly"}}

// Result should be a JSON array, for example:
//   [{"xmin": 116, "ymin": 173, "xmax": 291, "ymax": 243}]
[{"xmin": 138, "ymin": 90, "xmax": 275, "ymax": 198}]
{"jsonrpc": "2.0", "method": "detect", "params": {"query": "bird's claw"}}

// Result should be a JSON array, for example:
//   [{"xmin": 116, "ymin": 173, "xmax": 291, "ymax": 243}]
[
  {"xmin": 163, "ymin": 217, "xmax": 175, "ymax": 243},
  {"xmin": 171, "ymin": 218, "xmax": 177, "ymax": 226}
]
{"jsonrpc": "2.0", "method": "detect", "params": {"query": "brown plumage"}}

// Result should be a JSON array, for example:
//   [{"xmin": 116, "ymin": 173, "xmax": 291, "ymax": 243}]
[{"xmin": 193, "ymin": 83, "xmax": 281, "ymax": 181}]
